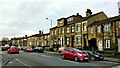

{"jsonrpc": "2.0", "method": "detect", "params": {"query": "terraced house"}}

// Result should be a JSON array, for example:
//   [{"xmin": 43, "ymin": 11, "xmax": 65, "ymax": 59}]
[
  {"xmin": 75, "ymin": 9, "xmax": 108, "ymax": 50},
  {"xmin": 50, "ymin": 12, "xmax": 82, "ymax": 47},
  {"xmin": 11, "ymin": 35, "xmax": 27, "ymax": 47},
  {"xmin": 50, "ymin": 9, "xmax": 108, "ymax": 49},
  {"xmin": 27, "ymin": 31, "xmax": 50, "ymax": 47},
  {"xmin": 88, "ymin": 16, "xmax": 120, "ymax": 51}
]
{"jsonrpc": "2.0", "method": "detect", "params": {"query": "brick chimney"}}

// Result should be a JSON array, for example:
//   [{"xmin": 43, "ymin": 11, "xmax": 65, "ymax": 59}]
[
  {"xmin": 86, "ymin": 9, "xmax": 92, "ymax": 17},
  {"xmin": 39, "ymin": 30, "xmax": 42, "ymax": 34}
]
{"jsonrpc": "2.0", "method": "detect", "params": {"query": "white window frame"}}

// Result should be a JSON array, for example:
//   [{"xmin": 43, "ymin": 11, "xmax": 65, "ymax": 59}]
[
  {"xmin": 66, "ymin": 38, "xmax": 70, "ymax": 45},
  {"xmin": 77, "ymin": 36, "xmax": 81, "ymax": 45},
  {"xmin": 90, "ymin": 27, "xmax": 94, "ymax": 34},
  {"xmin": 71, "ymin": 26, "xmax": 74, "ymax": 32},
  {"xmin": 45, "ymin": 36, "xmax": 47, "ymax": 39},
  {"xmin": 62, "ymin": 28, "xmax": 64, "ymax": 34},
  {"xmin": 67, "ymin": 17, "xmax": 73, "ymax": 22},
  {"xmin": 67, "ymin": 27, "xmax": 69, "ymax": 33},
  {"xmin": 51, "ymin": 31, "xmax": 54, "ymax": 35},
  {"xmin": 105, "ymin": 24, "xmax": 110, "ymax": 32},
  {"xmin": 106, "ymin": 39, "xmax": 111, "ymax": 48},
  {"xmin": 97, "ymin": 25, "xmax": 101, "ymax": 33},
  {"xmin": 54, "ymin": 30, "xmax": 56, "ymax": 35},
  {"xmin": 83, "ymin": 22, "xmax": 87, "ymax": 31},
  {"xmin": 76, "ymin": 24, "xmax": 80, "ymax": 32}
]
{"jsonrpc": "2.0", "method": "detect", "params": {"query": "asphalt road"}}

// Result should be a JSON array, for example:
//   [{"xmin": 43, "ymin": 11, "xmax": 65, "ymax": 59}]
[{"xmin": 1, "ymin": 51, "xmax": 120, "ymax": 68}]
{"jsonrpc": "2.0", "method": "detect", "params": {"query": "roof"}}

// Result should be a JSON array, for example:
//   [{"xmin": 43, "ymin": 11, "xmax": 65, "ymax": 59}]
[
  {"xmin": 82, "ymin": 11, "xmax": 106, "ymax": 21},
  {"xmin": 88, "ymin": 15, "xmax": 120, "ymax": 27}
]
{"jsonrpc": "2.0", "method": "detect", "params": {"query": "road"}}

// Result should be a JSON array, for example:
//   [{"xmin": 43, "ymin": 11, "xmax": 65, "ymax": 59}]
[{"xmin": 1, "ymin": 51, "xmax": 120, "ymax": 68}]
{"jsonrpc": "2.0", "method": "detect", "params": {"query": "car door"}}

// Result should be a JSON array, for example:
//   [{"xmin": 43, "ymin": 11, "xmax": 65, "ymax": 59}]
[
  {"xmin": 68, "ymin": 48, "xmax": 74, "ymax": 59},
  {"xmin": 64, "ymin": 47, "xmax": 69, "ymax": 58}
]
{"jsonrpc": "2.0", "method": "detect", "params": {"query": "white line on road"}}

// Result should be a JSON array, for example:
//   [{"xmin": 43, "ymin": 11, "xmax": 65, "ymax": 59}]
[
  {"xmin": 15, "ymin": 59, "xmax": 31, "ymax": 68},
  {"xmin": 41, "ymin": 55, "xmax": 52, "ymax": 57},
  {"xmin": 57, "ymin": 58, "xmax": 79, "ymax": 64}
]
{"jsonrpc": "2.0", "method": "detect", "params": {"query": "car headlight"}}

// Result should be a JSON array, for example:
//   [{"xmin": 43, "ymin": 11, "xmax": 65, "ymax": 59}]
[
  {"xmin": 77, "ymin": 53, "xmax": 82, "ymax": 56},
  {"xmin": 95, "ymin": 55, "xmax": 99, "ymax": 57}
]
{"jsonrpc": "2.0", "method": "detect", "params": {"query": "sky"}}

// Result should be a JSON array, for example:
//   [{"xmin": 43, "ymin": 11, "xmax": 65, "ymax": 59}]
[{"xmin": 0, "ymin": 0, "xmax": 120, "ymax": 40}]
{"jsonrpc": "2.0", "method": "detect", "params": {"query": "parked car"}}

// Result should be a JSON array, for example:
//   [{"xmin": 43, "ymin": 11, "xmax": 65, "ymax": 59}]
[
  {"xmin": 61, "ymin": 47, "xmax": 90, "ymax": 62},
  {"xmin": 21, "ymin": 46, "xmax": 27, "ymax": 50},
  {"xmin": 34, "ymin": 46, "xmax": 44, "ymax": 53},
  {"xmin": 7, "ymin": 47, "xmax": 19, "ymax": 54},
  {"xmin": 58, "ymin": 47, "xmax": 65, "ymax": 55},
  {"xmin": 18, "ymin": 46, "xmax": 22, "ymax": 50},
  {"xmin": 24, "ymin": 47, "xmax": 33, "ymax": 52},
  {"xmin": 1, "ymin": 45, "xmax": 10, "ymax": 51},
  {"xmin": 83, "ymin": 50, "xmax": 104, "ymax": 61}
]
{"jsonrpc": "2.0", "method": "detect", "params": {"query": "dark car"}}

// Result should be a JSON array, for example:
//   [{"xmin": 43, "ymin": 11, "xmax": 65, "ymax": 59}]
[
  {"xmin": 83, "ymin": 50, "xmax": 104, "ymax": 61},
  {"xmin": 61, "ymin": 47, "xmax": 90, "ymax": 62},
  {"xmin": 34, "ymin": 46, "xmax": 44, "ymax": 53},
  {"xmin": 24, "ymin": 47, "xmax": 33, "ymax": 52}
]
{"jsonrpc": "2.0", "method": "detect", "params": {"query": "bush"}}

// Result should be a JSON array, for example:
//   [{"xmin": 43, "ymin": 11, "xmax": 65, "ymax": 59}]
[{"xmin": 49, "ymin": 48, "xmax": 54, "ymax": 52}]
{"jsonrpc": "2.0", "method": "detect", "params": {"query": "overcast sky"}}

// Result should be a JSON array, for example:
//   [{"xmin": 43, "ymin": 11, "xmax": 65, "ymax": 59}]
[{"xmin": 0, "ymin": 0, "xmax": 119, "ymax": 40}]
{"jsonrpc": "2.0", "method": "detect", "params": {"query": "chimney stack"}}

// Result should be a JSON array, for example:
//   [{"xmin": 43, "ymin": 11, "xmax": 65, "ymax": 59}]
[
  {"xmin": 39, "ymin": 30, "xmax": 41, "ymax": 34},
  {"xmin": 86, "ymin": 9, "xmax": 92, "ymax": 17}
]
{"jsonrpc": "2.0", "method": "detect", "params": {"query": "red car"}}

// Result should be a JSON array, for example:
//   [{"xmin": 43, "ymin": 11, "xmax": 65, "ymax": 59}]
[
  {"xmin": 24, "ymin": 47, "xmax": 33, "ymax": 52},
  {"xmin": 8, "ymin": 47, "xmax": 19, "ymax": 54},
  {"xmin": 61, "ymin": 47, "xmax": 90, "ymax": 62}
]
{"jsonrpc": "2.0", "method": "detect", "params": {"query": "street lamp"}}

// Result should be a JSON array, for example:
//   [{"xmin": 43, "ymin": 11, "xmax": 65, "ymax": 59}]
[
  {"xmin": 46, "ymin": 18, "xmax": 53, "ymax": 46},
  {"xmin": 46, "ymin": 18, "xmax": 52, "ymax": 28}
]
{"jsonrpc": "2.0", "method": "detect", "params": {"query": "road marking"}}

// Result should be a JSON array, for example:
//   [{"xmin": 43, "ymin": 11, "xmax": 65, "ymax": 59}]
[
  {"xmin": 95, "ymin": 61, "xmax": 119, "ymax": 64},
  {"xmin": 41, "ymin": 55, "xmax": 52, "ymax": 57},
  {"xmin": 27, "ymin": 53, "xmax": 38, "ymax": 55},
  {"xmin": 15, "ymin": 59, "xmax": 31, "ymax": 68},
  {"xmin": 57, "ymin": 58, "xmax": 79, "ymax": 64}
]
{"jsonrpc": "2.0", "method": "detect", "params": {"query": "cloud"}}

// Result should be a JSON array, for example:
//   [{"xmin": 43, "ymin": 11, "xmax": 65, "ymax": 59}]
[{"xmin": 0, "ymin": 0, "xmax": 119, "ymax": 40}]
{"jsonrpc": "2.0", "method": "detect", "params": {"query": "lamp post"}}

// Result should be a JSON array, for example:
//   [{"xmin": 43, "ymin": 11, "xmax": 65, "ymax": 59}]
[
  {"xmin": 46, "ymin": 18, "xmax": 52, "ymax": 28},
  {"xmin": 46, "ymin": 18, "xmax": 53, "ymax": 46}
]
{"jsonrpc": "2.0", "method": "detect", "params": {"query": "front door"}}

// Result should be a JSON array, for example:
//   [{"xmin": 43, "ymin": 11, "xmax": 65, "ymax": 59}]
[
  {"xmin": 71, "ymin": 35, "xmax": 74, "ymax": 47},
  {"xmin": 98, "ymin": 40, "xmax": 103, "ymax": 51}
]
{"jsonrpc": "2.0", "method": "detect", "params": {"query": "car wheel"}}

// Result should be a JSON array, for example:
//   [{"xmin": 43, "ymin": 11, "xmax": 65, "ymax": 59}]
[
  {"xmin": 7, "ymin": 51, "xmax": 9, "ymax": 54},
  {"xmin": 91, "ymin": 57, "xmax": 95, "ymax": 61},
  {"xmin": 36, "ymin": 50, "xmax": 39, "ymax": 53},
  {"xmin": 61, "ymin": 55, "xmax": 65, "ymax": 59},
  {"xmin": 74, "ymin": 56, "xmax": 78, "ymax": 62}
]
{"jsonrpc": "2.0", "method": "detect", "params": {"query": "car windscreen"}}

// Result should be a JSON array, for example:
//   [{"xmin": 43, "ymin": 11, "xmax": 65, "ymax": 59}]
[
  {"xmin": 11, "ymin": 47, "xmax": 18, "ymax": 49},
  {"xmin": 73, "ymin": 48, "xmax": 83, "ymax": 53}
]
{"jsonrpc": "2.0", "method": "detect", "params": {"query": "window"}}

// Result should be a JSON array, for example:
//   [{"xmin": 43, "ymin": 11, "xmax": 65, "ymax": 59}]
[
  {"xmin": 77, "ymin": 36, "xmax": 81, "ymax": 45},
  {"xmin": 62, "ymin": 28, "xmax": 64, "ymax": 34},
  {"xmin": 106, "ymin": 39, "xmax": 111, "ymax": 48},
  {"xmin": 58, "ymin": 29, "xmax": 61, "ymax": 34},
  {"xmin": 90, "ymin": 27, "xmax": 94, "ymax": 34},
  {"xmin": 51, "ymin": 31, "xmax": 53, "ymax": 35},
  {"xmin": 67, "ymin": 17, "xmax": 73, "ymax": 22},
  {"xmin": 64, "ymin": 47, "xmax": 69, "ymax": 51},
  {"xmin": 66, "ymin": 38, "xmax": 70, "ymax": 45},
  {"xmin": 77, "ymin": 24, "xmax": 80, "ymax": 32},
  {"xmin": 119, "ymin": 22, "xmax": 120, "ymax": 28},
  {"xmin": 105, "ymin": 24, "xmax": 110, "ymax": 32},
  {"xmin": 54, "ymin": 30, "xmax": 56, "ymax": 35},
  {"xmin": 97, "ymin": 25, "xmax": 101, "ymax": 33},
  {"xmin": 45, "ymin": 36, "xmax": 47, "ymax": 39},
  {"xmin": 71, "ymin": 26, "xmax": 74, "ymax": 32},
  {"xmin": 83, "ymin": 22, "xmax": 87, "ymax": 31},
  {"xmin": 67, "ymin": 27, "xmax": 69, "ymax": 33}
]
